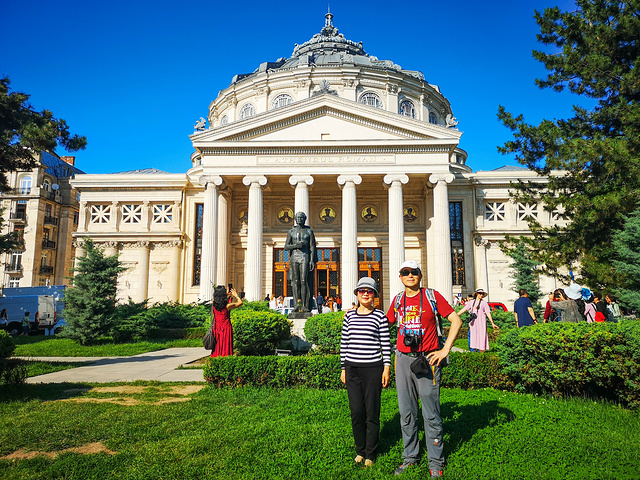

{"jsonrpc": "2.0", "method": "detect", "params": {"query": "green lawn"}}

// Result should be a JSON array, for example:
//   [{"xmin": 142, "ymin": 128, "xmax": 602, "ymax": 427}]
[
  {"xmin": 1, "ymin": 385, "xmax": 638, "ymax": 479},
  {"xmin": 12, "ymin": 336, "xmax": 202, "ymax": 357}
]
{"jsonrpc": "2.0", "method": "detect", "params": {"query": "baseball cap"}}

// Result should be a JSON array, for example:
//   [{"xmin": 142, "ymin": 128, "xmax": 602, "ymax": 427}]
[{"xmin": 399, "ymin": 260, "xmax": 421, "ymax": 273}]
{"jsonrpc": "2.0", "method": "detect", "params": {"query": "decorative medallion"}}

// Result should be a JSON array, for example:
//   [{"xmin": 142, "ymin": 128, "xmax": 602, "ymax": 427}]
[
  {"xmin": 361, "ymin": 206, "xmax": 378, "ymax": 222},
  {"xmin": 403, "ymin": 206, "xmax": 418, "ymax": 223},
  {"xmin": 319, "ymin": 206, "xmax": 336, "ymax": 224},
  {"xmin": 277, "ymin": 207, "xmax": 294, "ymax": 224},
  {"xmin": 238, "ymin": 209, "xmax": 248, "ymax": 225}
]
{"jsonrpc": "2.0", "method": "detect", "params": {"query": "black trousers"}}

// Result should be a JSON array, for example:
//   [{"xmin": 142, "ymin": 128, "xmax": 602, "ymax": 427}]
[{"xmin": 345, "ymin": 364, "xmax": 383, "ymax": 460}]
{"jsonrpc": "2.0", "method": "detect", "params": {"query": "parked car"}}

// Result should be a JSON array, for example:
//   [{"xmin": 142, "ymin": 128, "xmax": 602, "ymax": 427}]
[{"xmin": 488, "ymin": 302, "xmax": 508, "ymax": 312}]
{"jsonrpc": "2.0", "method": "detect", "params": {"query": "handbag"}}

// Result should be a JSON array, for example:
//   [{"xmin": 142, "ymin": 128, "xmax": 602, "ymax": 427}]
[{"xmin": 203, "ymin": 324, "xmax": 216, "ymax": 350}]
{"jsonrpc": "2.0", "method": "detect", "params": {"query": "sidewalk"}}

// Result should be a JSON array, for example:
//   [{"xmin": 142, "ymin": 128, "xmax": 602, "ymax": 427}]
[{"xmin": 20, "ymin": 347, "xmax": 211, "ymax": 384}]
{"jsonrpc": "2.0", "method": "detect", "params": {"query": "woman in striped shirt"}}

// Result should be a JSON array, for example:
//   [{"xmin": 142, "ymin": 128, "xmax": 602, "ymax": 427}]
[{"xmin": 340, "ymin": 277, "xmax": 391, "ymax": 467}]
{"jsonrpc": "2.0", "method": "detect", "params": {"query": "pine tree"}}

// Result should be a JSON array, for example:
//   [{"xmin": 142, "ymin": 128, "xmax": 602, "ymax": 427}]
[
  {"xmin": 62, "ymin": 239, "xmax": 124, "ymax": 345},
  {"xmin": 497, "ymin": 0, "xmax": 640, "ymax": 289},
  {"xmin": 612, "ymin": 205, "xmax": 640, "ymax": 312},
  {"xmin": 504, "ymin": 241, "xmax": 544, "ymax": 314}
]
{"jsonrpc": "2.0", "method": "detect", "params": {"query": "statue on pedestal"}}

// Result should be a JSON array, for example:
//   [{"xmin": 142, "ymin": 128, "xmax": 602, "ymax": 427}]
[{"xmin": 284, "ymin": 212, "xmax": 317, "ymax": 312}]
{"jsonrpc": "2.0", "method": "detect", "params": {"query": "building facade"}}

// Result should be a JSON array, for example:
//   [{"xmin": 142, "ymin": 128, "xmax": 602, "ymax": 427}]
[
  {"xmin": 1, "ymin": 152, "xmax": 84, "ymax": 289},
  {"xmin": 71, "ymin": 14, "xmax": 562, "ymax": 308}
]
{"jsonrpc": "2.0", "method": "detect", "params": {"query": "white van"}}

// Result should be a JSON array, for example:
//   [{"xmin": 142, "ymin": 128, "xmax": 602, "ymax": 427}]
[{"xmin": 0, "ymin": 295, "xmax": 57, "ymax": 336}]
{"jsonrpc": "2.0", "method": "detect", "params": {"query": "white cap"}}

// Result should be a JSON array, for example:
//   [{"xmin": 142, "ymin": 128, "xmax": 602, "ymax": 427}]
[{"xmin": 399, "ymin": 260, "xmax": 421, "ymax": 273}]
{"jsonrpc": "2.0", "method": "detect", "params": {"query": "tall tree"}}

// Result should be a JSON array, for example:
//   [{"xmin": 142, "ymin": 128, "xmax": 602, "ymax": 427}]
[
  {"xmin": 504, "ymin": 241, "xmax": 544, "ymax": 314},
  {"xmin": 612, "ymin": 205, "xmax": 640, "ymax": 312},
  {"xmin": 0, "ymin": 76, "xmax": 86, "ymax": 192},
  {"xmin": 62, "ymin": 239, "xmax": 125, "ymax": 345},
  {"xmin": 497, "ymin": 1, "xmax": 640, "ymax": 289}
]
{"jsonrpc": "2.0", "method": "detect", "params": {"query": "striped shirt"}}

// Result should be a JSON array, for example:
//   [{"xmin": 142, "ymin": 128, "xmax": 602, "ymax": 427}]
[{"xmin": 340, "ymin": 308, "xmax": 391, "ymax": 368}]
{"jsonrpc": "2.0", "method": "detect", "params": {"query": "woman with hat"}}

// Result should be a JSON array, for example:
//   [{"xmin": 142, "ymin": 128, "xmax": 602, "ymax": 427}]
[
  {"xmin": 340, "ymin": 277, "xmax": 391, "ymax": 467},
  {"xmin": 459, "ymin": 288, "xmax": 498, "ymax": 352}
]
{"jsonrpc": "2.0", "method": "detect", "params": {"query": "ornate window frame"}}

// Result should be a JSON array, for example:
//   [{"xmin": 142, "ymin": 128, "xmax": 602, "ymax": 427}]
[
  {"xmin": 152, "ymin": 204, "xmax": 173, "ymax": 224},
  {"xmin": 90, "ymin": 204, "xmax": 111, "ymax": 224},
  {"xmin": 429, "ymin": 112, "xmax": 438, "ymax": 124},
  {"xmin": 358, "ymin": 92, "xmax": 383, "ymax": 109},
  {"xmin": 399, "ymin": 99, "xmax": 416, "ymax": 118},
  {"xmin": 485, "ymin": 202, "xmax": 505, "ymax": 222},
  {"xmin": 122, "ymin": 204, "xmax": 142, "ymax": 224},
  {"xmin": 239, "ymin": 103, "xmax": 256, "ymax": 119},
  {"xmin": 271, "ymin": 94, "xmax": 294, "ymax": 109}
]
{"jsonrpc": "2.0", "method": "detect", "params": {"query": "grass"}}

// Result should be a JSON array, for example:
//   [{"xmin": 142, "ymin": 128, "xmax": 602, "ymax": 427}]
[
  {"xmin": 0, "ymin": 384, "xmax": 638, "ymax": 479},
  {"xmin": 11, "ymin": 336, "xmax": 202, "ymax": 358},
  {"xmin": 22, "ymin": 361, "xmax": 90, "ymax": 377}
]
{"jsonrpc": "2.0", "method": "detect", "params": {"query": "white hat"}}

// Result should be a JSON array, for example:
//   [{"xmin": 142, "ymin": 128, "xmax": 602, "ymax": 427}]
[
  {"xmin": 354, "ymin": 277, "xmax": 378, "ymax": 296},
  {"xmin": 565, "ymin": 282, "xmax": 583, "ymax": 300},
  {"xmin": 399, "ymin": 260, "xmax": 421, "ymax": 273}
]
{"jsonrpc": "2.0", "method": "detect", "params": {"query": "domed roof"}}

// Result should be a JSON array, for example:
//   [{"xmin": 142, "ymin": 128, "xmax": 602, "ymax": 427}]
[{"xmin": 230, "ymin": 11, "xmax": 426, "ymax": 85}]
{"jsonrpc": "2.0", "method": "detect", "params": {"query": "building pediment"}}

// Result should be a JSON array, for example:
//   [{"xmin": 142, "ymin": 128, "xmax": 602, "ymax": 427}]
[{"xmin": 191, "ymin": 94, "xmax": 461, "ymax": 146}]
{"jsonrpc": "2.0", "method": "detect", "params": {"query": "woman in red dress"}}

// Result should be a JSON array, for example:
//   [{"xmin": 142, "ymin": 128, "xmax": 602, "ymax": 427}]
[{"xmin": 211, "ymin": 286, "xmax": 243, "ymax": 357}]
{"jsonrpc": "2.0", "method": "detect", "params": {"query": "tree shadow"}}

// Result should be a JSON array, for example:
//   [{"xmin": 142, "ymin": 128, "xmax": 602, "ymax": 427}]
[
  {"xmin": 441, "ymin": 400, "xmax": 514, "ymax": 458},
  {"xmin": 0, "ymin": 382, "xmax": 94, "ymax": 403}
]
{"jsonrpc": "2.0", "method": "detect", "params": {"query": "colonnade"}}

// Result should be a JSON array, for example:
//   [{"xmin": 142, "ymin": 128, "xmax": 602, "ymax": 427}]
[{"xmin": 198, "ymin": 173, "xmax": 455, "ymax": 304}]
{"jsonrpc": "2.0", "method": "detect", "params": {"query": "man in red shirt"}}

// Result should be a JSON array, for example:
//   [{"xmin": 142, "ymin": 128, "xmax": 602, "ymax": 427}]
[{"xmin": 387, "ymin": 261, "xmax": 462, "ymax": 478}]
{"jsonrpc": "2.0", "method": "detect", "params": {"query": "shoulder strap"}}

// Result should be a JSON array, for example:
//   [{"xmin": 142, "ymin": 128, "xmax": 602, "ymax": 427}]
[
  {"xmin": 393, "ymin": 291, "xmax": 404, "ymax": 319},
  {"xmin": 425, "ymin": 288, "xmax": 444, "ymax": 337}
]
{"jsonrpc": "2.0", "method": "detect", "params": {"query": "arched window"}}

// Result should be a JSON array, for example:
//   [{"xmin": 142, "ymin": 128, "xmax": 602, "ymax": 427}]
[
  {"xmin": 42, "ymin": 179, "xmax": 51, "ymax": 191},
  {"xmin": 429, "ymin": 112, "xmax": 438, "ymax": 124},
  {"xmin": 271, "ymin": 94, "xmax": 294, "ymax": 109},
  {"xmin": 239, "ymin": 103, "xmax": 256, "ymax": 119},
  {"xmin": 399, "ymin": 100, "xmax": 415, "ymax": 118},
  {"xmin": 20, "ymin": 176, "xmax": 32, "ymax": 195},
  {"xmin": 359, "ymin": 92, "xmax": 383, "ymax": 109},
  {"xmin": 220, "ymin": 115, "xmax": 228, "ymax": 126}
]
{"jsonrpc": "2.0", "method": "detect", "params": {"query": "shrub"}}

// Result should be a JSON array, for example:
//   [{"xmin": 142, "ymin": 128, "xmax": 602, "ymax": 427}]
[
  {"xmin": 0, "ymin": 331, "xmax": 25, "ymax": 385},
  {"xmin": 497, "ymin": 322, "xmax": 640, "ymax": 407},
  {"xmin": 303, "ymin": 311, "xmax": 344, "ymax": 354},
  {"xmin": 231, "ymin": 309, "xmax": 291, "ymax": 355},
  {"xmin": 442, "ymin": 351, "xmax": 511, "ymax": 389}
]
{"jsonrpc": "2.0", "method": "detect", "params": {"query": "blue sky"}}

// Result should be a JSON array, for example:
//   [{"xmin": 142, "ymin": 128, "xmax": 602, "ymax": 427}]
[{"xmin": 2, "ymin": 0, "xmax": 583, "ymax": 175}]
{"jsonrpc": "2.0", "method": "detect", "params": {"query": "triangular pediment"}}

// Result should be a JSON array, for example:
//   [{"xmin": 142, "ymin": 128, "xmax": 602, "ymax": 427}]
[{"xmin": 191, "ymin": 94, "xmax": 462, "ymax": 146}]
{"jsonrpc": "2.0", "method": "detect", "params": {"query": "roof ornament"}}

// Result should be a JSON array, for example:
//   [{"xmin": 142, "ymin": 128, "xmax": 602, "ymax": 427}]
[
  {"xmin": 321, "ymin": 7, "xmax": 338, "ymax": 37},
  {"xmin": 445, "ymin": 114, "xmax": 459, "ymax": 129},
  {"xmin": 194, "ymin": 117, "xmax": 207, "ymax": 131}
]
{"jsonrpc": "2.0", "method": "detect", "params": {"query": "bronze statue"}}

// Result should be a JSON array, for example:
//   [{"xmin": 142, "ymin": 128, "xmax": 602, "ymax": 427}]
[{"xmin": 284, "ymin": 212, "xmax": 317, "ymax": 312}]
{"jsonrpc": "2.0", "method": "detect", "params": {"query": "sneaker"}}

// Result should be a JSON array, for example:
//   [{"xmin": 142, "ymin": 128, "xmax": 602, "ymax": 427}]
[
  {"xmin": 394, "ymin": 462, "xmax": 415, "ymax": 475},
  {"xmin": 430, "ymin": 468, "xmax": 444, "ymax": 478}
]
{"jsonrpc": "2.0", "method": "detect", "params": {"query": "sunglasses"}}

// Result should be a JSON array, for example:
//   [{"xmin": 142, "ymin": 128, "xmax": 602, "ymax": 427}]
[
  {"xmin": 400, "ymin": 268, "xmax": 421, "ymax": 276},
  {"xmin": 357, "ymin": 289, "xmax": 374, "ymax": 295}
]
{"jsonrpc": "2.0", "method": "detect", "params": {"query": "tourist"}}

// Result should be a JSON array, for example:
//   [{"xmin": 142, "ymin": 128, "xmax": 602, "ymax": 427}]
[
  {"xmin": 514, "ymin": 289, "xmax": 537, "ymax": 327},
  {"xmin": 584, "ymin": 296, "xmax": 597, "ymax": 323},
  {"xmin": 605, "ymin": 294, "xmax": 622, "ymax": 322},
  {"xmin": 268, "ymin": 295, "xmax": 277, "ymax": 310},
  {"xmin": 459, "ymin": 288, "xmax": 498, "ymax": 352},
  {"xmin": 0, "ymin": 309, "xmax": 7, "ymax": 330},
  {"xmin": 340, "ymin": 277, "xmax": 390, "ymax": 468},
  {"xmin": 549, "ymin": 289, "xmax": 581, "ymax": 323},
  {"xmin": 210, "ymin": 286, "xmax": 243, "ymax": 357},
  {"xmin": 387, "ymin": 260, "xmax": 462, "ymax": 478},
  {"xmin": 316, "ymin": 291, "xmax": 324, "ymax": 314},
  {"xmin": 336, "ymin": 295, "xmax": 342, "ymax": 311},
  {"xmin": 592, "ymin": 293, "xmax": 608, "ymax": 322},
  {"xmin": 21, "ymin": 311, "xmax": 30, "ymax": 336}
]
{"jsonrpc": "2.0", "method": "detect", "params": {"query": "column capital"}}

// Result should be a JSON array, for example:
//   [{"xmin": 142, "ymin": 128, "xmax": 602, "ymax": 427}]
[
  {"xmin": 199, "ymin": 175, "xmax": 224, "ymax": 187},
  {"xmin": 337, "ymin": 174, "xmax": 362, "ymax": 187},
  {"xmin": 428, "ymin": 173, "xmax": 455, "ymax": 186},
  {"xmin": 383, "ymin": 174, "xmax": 409, "ymax": 186},
  {"xmin": 288, "ymin": 175, "xmax": 314, "ymax": 187},
  {"xmin": 242, "ymin": 175, "xmax": 268, "ymax": 187}
]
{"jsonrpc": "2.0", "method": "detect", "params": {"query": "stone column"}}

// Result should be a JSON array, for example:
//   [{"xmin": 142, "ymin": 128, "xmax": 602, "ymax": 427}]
[
  {"xmin": 384, "ymin": 174, "xmax": 409, "ymax": 296},
  {"xmin": 337, "ymin": 174, "xmax": 362, "ymax": 308},
  {"xmin": 170, "ymin": 240, "xmax": 182, "ymax": 302},
  {"xmin": 138, "ymin": 241, "xmax": 150, "ymax": 303},
  {"xmin": 73, "ymin": 240, "xmax": 84, "ymax": 271},
  {"xmin": 78, "ymin": 202, "xmax": 88, "ymax": 232},
  {"xmin": 111, "ymin": 201, "xmax": 119, "ymax": 232},
  {"xmin": 289, "ymin": 175, "xmax": 314, "ymax": 218},
  {"xmin": 242, "ymin": 175, "xmax": 268, "ymax": 301},
  {"xmin": 216, "ymin": 190, "xmax": 229, "ymax": 287},
  {"xmin": 428, "ymin": 173, "xmax": 455, "ymax": 303},
  {"xmin": 104, "ymin": 241, "xmax": 118, "ymax": 258},
  {"xmin": 198, "ymin": 175, "xmax": 223, "ymax": 302}
]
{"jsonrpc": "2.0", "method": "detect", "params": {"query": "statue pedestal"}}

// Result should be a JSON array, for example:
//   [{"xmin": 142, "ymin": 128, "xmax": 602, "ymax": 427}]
[
  {"xmin": 288, "ymin": 312, "xmax": 313, "ymax": 350},
  {"xmin": 288, "ymin": 312, "xmax": 313, "ymax": 320}
]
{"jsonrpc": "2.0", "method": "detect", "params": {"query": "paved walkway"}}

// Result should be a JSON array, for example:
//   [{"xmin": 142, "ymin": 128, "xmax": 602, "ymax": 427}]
[{"xmin": 19, "ymin": 347, "xmax": 211, "ymax": 384}]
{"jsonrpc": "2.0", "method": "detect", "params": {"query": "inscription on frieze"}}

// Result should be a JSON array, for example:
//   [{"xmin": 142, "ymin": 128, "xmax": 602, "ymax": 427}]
[{"xmin": 257, "ymin": 154, "xmax": 395, "ymax": 165}]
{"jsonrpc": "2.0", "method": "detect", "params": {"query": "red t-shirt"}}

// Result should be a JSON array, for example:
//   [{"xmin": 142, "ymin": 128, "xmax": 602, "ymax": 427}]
[{"xmin": 386, "ymin": 289, "xmax": 454, "ymax": 353}]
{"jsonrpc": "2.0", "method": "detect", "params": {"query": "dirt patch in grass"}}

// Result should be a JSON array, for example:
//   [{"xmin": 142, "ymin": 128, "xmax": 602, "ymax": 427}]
[
  {"xmin": 58, "ymin": 385, "xmax": 206, "ymax": 406},
  {"xmin": 1, "ymin": 442, "xmax": 117, "ymax": 461}
]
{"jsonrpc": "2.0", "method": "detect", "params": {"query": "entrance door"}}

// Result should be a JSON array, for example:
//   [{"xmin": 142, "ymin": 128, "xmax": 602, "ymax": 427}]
[
  {"xmin": 273, "ymin": 249, "xmax": 292, "ymax": 298},
  {"xmin": 315, "ymin": 248, "xmax": 340, "ymax": 301},
  {"xmin": 358, "ymin": 247, "xmax": 382, "ymax": 308}
]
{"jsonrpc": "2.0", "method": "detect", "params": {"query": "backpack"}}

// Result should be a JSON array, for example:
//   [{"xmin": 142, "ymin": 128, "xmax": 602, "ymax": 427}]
[{"xmin": 393, "ymin": 288, "xmax": 449, "ymax": 366}]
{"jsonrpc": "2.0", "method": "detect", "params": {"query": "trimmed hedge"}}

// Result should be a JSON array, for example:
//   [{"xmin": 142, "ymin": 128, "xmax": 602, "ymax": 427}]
[
  {"xmin": 204, "ymin": 350, "xmax": 507, "ymax": 390},
  {"xmin": 497, "ymin": 321, "xmax": 640, "ymax": 407},
  {"xmin": 303, "ymin": 311, "xmax": 344, "ymax": 354},
  {"xmin": 0, "ymin": 330, "xmax": 25, "ymax": 385},
  {"xmin": 230, "ymin": 309, "xmax": 292, "ymax": 356}
]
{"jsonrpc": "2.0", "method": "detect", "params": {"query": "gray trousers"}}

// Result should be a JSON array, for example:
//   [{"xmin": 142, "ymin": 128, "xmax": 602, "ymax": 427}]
[{"xmin": 395, "ymin": 352, "xmax": 444, "ymax": 469}]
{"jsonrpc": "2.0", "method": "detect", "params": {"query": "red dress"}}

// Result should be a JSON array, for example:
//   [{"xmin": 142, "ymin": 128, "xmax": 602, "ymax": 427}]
[{"xmin": 211, "ymin": 306, "xmax": 234, "ymax": 357}]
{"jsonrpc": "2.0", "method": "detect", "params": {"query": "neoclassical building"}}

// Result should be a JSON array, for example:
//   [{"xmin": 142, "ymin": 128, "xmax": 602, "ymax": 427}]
[{"xmin": 71, "ymin": 14, "xmax": 561, "ymax": 308}]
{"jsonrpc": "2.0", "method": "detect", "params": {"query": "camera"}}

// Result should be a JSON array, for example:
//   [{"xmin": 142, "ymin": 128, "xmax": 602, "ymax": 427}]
[
  {"xmin": 403, "ymin": 329, "xmax": 422, "ymax": 348},
  {"xmin": 469, "ymin": 313, "xmax": 477, "ymax": 321}
]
